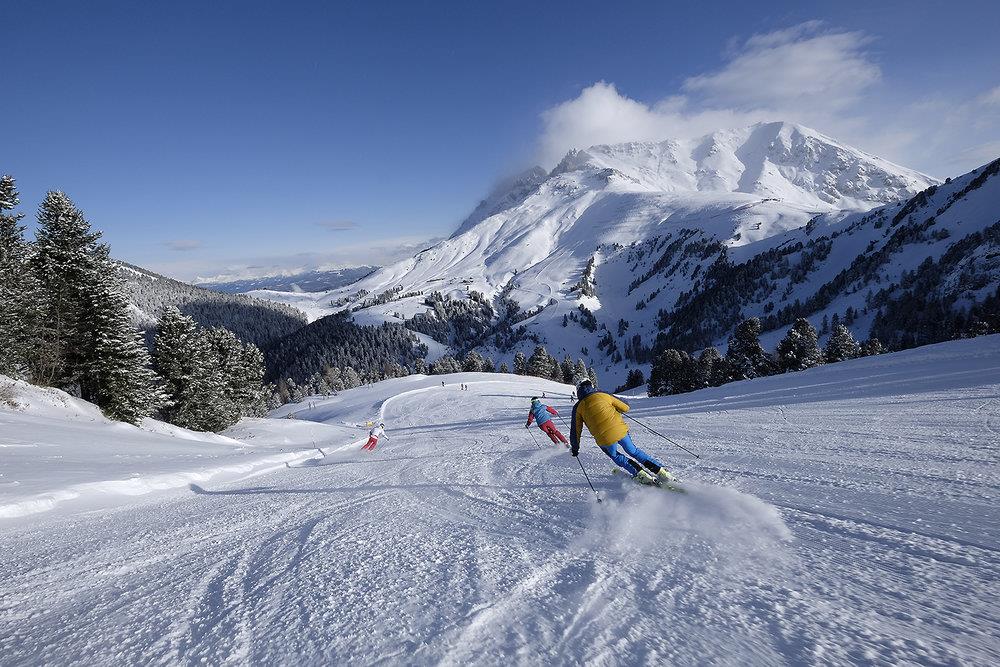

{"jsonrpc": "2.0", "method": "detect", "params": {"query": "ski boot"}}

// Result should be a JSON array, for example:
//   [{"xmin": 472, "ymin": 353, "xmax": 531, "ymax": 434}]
[
  {"xmin": 656, "ymin": 468, "xmax": 678, "ymax": 484},
  {"xmin": 633, "ymin": 469, "xmax": 656, "ymax": 485}
]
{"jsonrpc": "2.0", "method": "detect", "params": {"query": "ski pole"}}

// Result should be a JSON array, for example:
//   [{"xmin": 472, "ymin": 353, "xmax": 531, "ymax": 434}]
[
  {"xmin": 525, "ymin": 426, "xmax": 541, "ymax": 449},
  {"xmin": 623, "ymin": 414, "xmax": 700, "ymax": 459},
  {"xmin": 576, "ymin": 455, "xmax": 602, "ymax": 503}
]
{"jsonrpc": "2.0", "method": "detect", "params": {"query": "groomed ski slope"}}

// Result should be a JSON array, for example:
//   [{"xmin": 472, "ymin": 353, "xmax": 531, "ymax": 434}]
[{"xmin": 2, "ymin": 336, "xmax": 999, "ymax": 665}]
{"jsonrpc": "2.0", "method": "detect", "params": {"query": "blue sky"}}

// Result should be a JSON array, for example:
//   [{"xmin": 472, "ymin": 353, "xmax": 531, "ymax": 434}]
[{"xmin": 5, "ymin": 0, "xmax": 999, "ymax": 281}]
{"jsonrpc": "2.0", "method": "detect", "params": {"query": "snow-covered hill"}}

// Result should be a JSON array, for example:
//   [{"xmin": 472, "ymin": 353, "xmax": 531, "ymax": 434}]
[
  {"xmin": 0, "ymin": 375, "xmax": 360, "ymax": 519},
  {"xmin": 2, "ymin": 336, "xmax": 998, "ymax": 663},
  {"xmin": 246, "ymin": 122, "xmax": 981, "ymax": 387}
]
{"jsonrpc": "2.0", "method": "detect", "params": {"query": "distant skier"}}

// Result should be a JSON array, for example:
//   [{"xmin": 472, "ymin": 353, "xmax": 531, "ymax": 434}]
[
  {"xmin": 525, "ymin": 397, "xmax": 568, "ymax": 446},
  {"xmin": 569, "ymin": 380, "xmax": 675, "ymax": 485},
  {"xmin": 362, "ymin": 423, "xmax": 387, "ymax": 451}
]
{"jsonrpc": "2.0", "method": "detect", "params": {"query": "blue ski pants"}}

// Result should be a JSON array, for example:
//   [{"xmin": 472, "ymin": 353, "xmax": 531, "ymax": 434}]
[{"xmin": 600, "ymin": 433, "xmax": 664, "ymax": 476}]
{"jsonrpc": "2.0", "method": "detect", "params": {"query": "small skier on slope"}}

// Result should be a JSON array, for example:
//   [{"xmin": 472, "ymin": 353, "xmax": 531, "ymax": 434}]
[
  {"xmin": 525, "ymin": 397, "xmax": 568, "ymax": 446},
  {"xmin": 362, "ymin": 422, "xmax": 387, "ymax": 451},
  {"xmin": 569, "ymin": 380, "xmax": 675, "ymax": 485}
]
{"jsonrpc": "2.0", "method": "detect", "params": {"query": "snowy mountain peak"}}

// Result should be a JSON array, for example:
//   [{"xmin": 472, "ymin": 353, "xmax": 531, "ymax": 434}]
[{"xmin": 552, "ymin": 121, "xmax": 938, "ymax": 209}]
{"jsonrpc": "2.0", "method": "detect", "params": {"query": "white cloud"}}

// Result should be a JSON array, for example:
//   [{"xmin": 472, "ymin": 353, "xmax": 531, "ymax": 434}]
[
  {"xmin": 315, "ymin": 220, "xmax": 358, "ymax": 232},
  {"xmin": 539, "ymin": 81, "xmax": 771, "ymax": 165},
  {"xmin": 536, "ymin": 22, "xmax": 1000, "ymax": 178},
  {"xmin": 980, "ymin": 86, "xmax": 1000, "ymax": 107},
  {"xmin": 683, "ymin": 23, "xmax": 879, "ymax": 111}
]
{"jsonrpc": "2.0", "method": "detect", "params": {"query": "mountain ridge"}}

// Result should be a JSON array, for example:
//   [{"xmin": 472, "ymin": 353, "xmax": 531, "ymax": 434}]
[{"xmin": 243, "ymin": 124, "xmax": 996, "ymax": 387}]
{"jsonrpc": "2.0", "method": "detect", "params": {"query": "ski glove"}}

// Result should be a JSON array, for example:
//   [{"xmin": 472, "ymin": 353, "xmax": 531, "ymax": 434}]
[{"xmin": 570, "ymin": 446, "xmax": 579, "ymax": 457}]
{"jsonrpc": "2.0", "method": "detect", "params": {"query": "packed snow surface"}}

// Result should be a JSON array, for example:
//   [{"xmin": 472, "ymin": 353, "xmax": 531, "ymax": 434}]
[{"xmin": 2, "ymin": 336, "xmax": 999, "ymax": 664}]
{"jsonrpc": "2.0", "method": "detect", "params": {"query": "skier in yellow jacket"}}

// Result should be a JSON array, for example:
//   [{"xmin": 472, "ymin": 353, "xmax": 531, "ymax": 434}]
[{"xmin": 569, "ymin": 380, "xmax": 675, "ymax": 485}]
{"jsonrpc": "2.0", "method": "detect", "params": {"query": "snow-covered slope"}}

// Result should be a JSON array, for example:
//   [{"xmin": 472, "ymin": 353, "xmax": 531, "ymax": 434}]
[
  {"xmin": 1, "ymin": 337, "xmax": 997, "ymax": 663},
  {"xmin": 0, "ymin": 376, "xmax": 361, "ymax": 519}
]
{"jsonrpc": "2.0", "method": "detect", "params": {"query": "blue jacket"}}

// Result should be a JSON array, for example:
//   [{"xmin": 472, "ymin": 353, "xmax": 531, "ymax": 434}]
[{"xmin": 526, "ymin": 402, "xmax": 558, "ymax": 427}]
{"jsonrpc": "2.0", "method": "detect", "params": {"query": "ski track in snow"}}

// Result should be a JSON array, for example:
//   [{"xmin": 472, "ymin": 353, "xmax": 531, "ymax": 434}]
[{"xmin": 2, "ymin": 341, "xmax": 1000, "ymax": 665}]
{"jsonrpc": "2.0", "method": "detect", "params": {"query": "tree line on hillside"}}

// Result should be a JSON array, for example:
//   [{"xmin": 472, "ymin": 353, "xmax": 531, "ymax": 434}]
[
  {"xmin": 641, "ymin": 316, "xmax": 883, "ymax": 397},
  {"xmin": 270, "ymin": 343, "xmax": 599, "ymax": 406},
  {"xmin": 118, "ymin": 261, "xmax": 307, "ymax": 350},
  {"xmin": 0, "ymin": 175, "xmax": 268, "ymax": 430}
]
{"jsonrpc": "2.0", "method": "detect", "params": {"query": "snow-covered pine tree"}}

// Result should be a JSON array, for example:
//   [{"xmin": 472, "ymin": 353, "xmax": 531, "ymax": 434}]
[
  {"xmin": 0, "ymin": 175, "xmax": 40, "ymax": 378},
  {"xmin": 82, "ymin": 273, "xmax": 167, "ymax": 424},
  {"xmin": 697, "ymin": 346, "xmax": 723, "ymax": 388},
  {"xmin": 548, "ymin": 353, "xmax": 563, "ymax": 382},
  {"xmin": 498, "ymin": 361, "xmax": 510, "ymax": 374},
  {"xmin": 574, "ymin": 359, "xmax": 588, "ymax": 384},
  {"xmin": 776, "ymin": 318, "xmax": 824, "ymax": 373},
  {"xmin": 513, "ymin": 351, "xmax": 527, "ymax": 375},
  {"xmin": 153, "ymin": 307, "xmax": 229, "ymax": 431},
  {"xmin": 825, "ymin": 324, "xmax": 861, "ymax": 363},
  {"xmin": 342, "ymin": 366, "xmax": 361, "ymax": 388},
  {"xmin": 560, "ymin": 355, "xmax": 575, "ymax": 384},
  {"xmin": 527, "ymin": 345, "xmax": 554, "ymax": 379},
  {"xmin": 587, "ymin": 366, "xmax": 599, "ymax": 389},
  {"xmin": 860, "ymin": 337, "xmax": 884, "ymax": 357},
  {"xmin": 204, "ymin": 326, "xmax": 270, "ymax": 421},
  {"xmin": 288, "ymin": 379, "xmax": 306, "ymax": 403},
  {"xmin": 462, "ymin": 350, "xmax": 485, "ymax": 372},
  {"xmin": 432, "ymin": 355, "xmax": 459, "ymax": 374},
  {"xmin": 413, "ymin": 358, "xmax": 428, "ymax": 374},
  {"xmin": 725, "ymin": 318, "xmax": 774, "ymax": 381},
  {"xmin": 648, "ymin": 348, "xmax": 698, "ymax": 396},
  {"xmin": 30, "ymin": 191, "xmax": 104, "ymax": 389}
]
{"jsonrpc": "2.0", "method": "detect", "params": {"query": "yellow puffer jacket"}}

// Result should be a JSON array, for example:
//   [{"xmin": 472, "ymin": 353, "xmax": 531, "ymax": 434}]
[{"xmin": 571, "ymin": 391, "xmax": 629, "ymax": 449}]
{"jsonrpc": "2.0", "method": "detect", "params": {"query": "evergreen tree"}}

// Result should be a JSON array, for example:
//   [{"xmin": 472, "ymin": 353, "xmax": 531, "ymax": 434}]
[
  {"xmin": 342, "ymin": 366, "xmax": 361, "ymax": 389},
  {"xmin": 324, "ymin": 366, "xmax": 344, "ymax": 391},
  {"xmin": 648, "ymin": 349, "xmax": 698, "ymax": 396},
  {"xmin": 153, "ymin": 308, "xmax": 228, "ymax": 431},
  {"xmin": 432, "ymin": 355, "xmax": 460, "ymax": 374},
  {"xmin": 560, "ymin": 355, "xmax": 575, "ymax": 384},
  {"xmin": 204, "ymin": 326, "xmax": 269, "ymax": 420},
  {"xmin": 615, "ymin": 368, "xmax": 645, "ymax": 393},
  {"xmin": 825, "ymin": 324, "xmax": 860, "ymax": 362},
  {"xmin": 860, "ymin": 337, "xmax": 884, "ymax": 357},
  {"xmin": 527, "ymin": 345, "xmax": 554, "ymax": 378},
  {"xmin": 83, "ymin": 272, "xmax": 167, "ymax": 424},
  {"xmin": 288, "ymin": 378, "xmax": 306, "ymax": 403},
  {"xmin": 776, "ymin": 318, "xmax": 824, "ymax": 373},
  {"xmin": 513, "ymin": 351, "xmax": 527, "ymax": 375},
  {"xmin": 498, "ymin": 361, "xmax": 510, "ymax": 374},
  {"xmin": 482, "ymin": 356, "xmax": 496, "ymax": 373},
  {"xmin": 697, "ymin": 347, "xmax": 724, "ymax": 387},
  {"xmin": 413, "ymin": 358, "xmax": 428, "ymax": 374},
  {"xmin": 574, "ymin": 359, "xmax": 588, "ymax": 384},
  {"xmin": 587, "ymin": 366, "xmax": 599, "ymax": 389},
  {"xmin": 725, "ymin": 318, "xmax": 773, "ymax": 381},
  {"xmin": 462, "ymin": 350, "xmax": 485, "ymax": 372},
  {"xmin": 0, "ymin": 175, "xmax": 39, "ymax": 378},
  {"xmin": 29, "ymin": 191, "xmax": 104, "ymax": 388}
]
